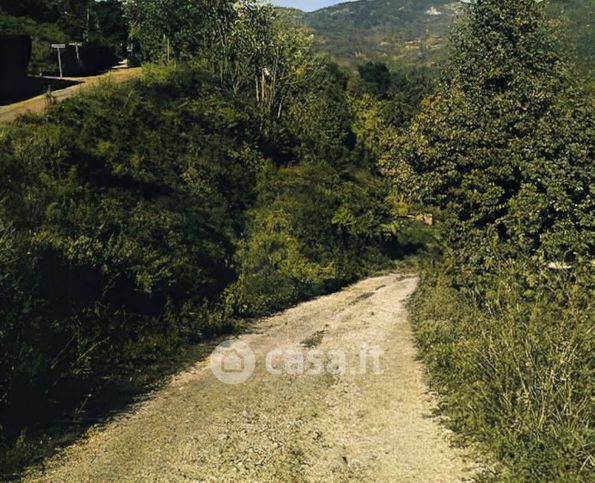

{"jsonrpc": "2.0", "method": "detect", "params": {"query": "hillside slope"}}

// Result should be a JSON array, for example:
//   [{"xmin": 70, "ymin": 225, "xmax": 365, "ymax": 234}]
[
  {"xmin": 296, "ymin": 0, "xmax": 455, "ymax": 68},
  {"xmin": 285, "ymin": 0, "xmax": 594, "ymax": 71}
]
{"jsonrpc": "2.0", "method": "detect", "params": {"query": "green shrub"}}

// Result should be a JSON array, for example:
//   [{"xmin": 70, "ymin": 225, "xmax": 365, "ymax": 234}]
[
  {"xmin": 226, "ymin": 161, "xmax": 393, "ymax": 317},
  {"xmin": 0, "ymin": 65, "xmax": 263, "ymax": 458},
  {"xmin": 412, "ymin": 259, "xmax": 594, "ymax": 481},
  {"xmin": 0, "ymin": 14, "xmax": 68, "ymax": 74}
]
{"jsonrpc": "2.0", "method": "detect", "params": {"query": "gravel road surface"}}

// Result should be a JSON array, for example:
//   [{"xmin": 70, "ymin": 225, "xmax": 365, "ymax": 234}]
[{"xmin": 25, "ymin": 273, "xmax": 478, "ymax": 482}]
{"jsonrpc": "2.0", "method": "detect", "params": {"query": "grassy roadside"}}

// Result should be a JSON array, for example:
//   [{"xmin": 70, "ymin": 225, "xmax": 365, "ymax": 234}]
[
  {"xmin": 0, "ymin": 58, "xmax": 427, "ymax": 479},
  {"xmin": 0, "ymin": 340, "xmax": 224, "ymax": 480},
  {"xmin": 0, "ymin": 259, "xmax": 404, "ymax": 481},
  {"xmin": 0, "ymin": 68, "xmax": 142, "ymax": 123},
  {"xmin": 409, "ymin": 258, "xmax": 594, "ymax": 481}
]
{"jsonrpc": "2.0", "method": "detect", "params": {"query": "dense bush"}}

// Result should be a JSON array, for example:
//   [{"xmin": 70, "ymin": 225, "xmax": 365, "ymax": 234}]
[
  {"xmin": 227, "ymin": 162, "xmax": 393, "ymax": 317},
  {"xmin": 0, "ymin": 52, "xmax": 417, "ymax": 473},
  {"xmin": 0, "ymin": 66, "xmax": 263, "ymax": 461},
  {"xmin": 394, "ymin": 1, "xmax": 594, "ymax": 480},
  {"xmin": 393, "ymin": 0, "xmax": 594, "ymax": 268}
]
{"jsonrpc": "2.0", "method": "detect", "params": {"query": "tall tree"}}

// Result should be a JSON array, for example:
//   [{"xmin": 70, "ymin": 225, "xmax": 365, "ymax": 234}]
[
  {"xmin": 123, "ymin": 0, "xmax": 236, "ymax": 62},
  {"xmin": 124, "ymin": 0, "xmax": 317, "ymax": 122},
  {"xmin": 391, "ymin": 0, "xmax": 594, "ymax": 267}
]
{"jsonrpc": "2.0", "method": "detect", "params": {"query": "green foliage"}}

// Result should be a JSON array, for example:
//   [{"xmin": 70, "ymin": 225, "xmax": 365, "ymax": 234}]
[
  {"xmin": 394, "ymin": 1, "xmax": 594, "ymax": 480},
  {"xmin": 285, "ymin": 0, "xmax": 594, "ymax": 73},
  {"xmin": 411, "ymin": 259, "xmax": 594, "ymax": 481},
  {"xmin": 125, "ymin": 0, "xmax": 317, "ymax": 123},
  {"xmin": 282, "ymin": 57, "xmax": 353, "ymax": 161},
  {"xmin": 124, "ymin": 0, "xmax": 234, "ymax": 62},
  {"xmin": 90, "ymin": 0, "xmax": 129, "ymax": 56},
  {"xmin": 227, "ymin": 162, "xmax": 393, "ymax": 317},
  {"xmin": 350, "ymin": 64, "xmax": 433, "ymax": 212},
  {"xmin": 1, "ymin": 1, "xmax": 128, "ymax": 73},
  {"xmin": 392, "ymin": 0, "xmax": 594, "ymax": 268},
  {"xmin": 0, "ymin": 14, "xmax": 68, "ymax": 74},
  {"xmin": 222, "ymin": 55, "xmax": 399, "ymax": 318},
  {"xmin": 357, "ymin": 62, "xmax": 392, "ymax": 98},
  {"xmin": 0, "ymin": 44, "xmax": 411, "ymax": 473},
  {"xmin": 353, "ymin": 63, "xmax": 435, "ymax": 130},
  {"xmin": 0, "ymin": 66, "xmax": 264, "ymax": 466}
]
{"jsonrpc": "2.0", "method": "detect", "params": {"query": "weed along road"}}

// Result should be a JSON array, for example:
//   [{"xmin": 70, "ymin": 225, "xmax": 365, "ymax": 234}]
[
  {"xmin": 24, "ymin": 273, "xmax": 478, "ymax": 482},
  {"xmin": 0, "ymin": 68, "xmax": 142, "ymax": 123}
]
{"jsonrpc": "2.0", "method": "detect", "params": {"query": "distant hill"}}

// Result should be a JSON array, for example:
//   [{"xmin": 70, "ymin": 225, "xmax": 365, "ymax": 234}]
[{"xmin": 282, "ymin": 0, "xmax": 594, "ymax": 72}]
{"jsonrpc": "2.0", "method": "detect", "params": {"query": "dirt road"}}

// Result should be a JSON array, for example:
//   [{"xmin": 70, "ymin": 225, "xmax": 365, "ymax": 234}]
[
  {"xmin": 0, "ymin": 68, "xmax": 142, "ymax": 123},
  {"xmin": 25, "ymin": 273, "xmax": 477, "ymax": 482}
]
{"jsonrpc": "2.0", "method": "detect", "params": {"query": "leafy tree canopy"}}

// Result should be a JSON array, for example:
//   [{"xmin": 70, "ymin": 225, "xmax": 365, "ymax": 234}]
[{"xmin": 391, "ymin": 0, "xmax": 594, "ymax": 268}]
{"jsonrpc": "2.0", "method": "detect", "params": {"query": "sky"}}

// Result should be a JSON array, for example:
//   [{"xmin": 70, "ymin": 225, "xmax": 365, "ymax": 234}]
[{"xmin": 270, "ymin": 0, "xmax": 347, "ymax": 12}]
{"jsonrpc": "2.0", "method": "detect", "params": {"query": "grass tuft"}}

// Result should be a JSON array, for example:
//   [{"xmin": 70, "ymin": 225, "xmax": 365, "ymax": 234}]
[{"xmin": 410, "ymin": 258, "xmax": 594, "ymax": 481}]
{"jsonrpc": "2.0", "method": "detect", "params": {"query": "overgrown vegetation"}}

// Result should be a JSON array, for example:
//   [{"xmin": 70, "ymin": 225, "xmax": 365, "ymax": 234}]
[
  {"xmin": 0, "ymin": 1, "xmax": 430, "ymax": 477},
  {"xmin": 411, "ymin": 259, "xmax": 593, "ymax": 480},
  {"xmin": 387, "ymin": 0, "xmax": 594, "ymax": 480},
  {"xmin": 1, "ymin": 0, "xmax": 592, "ymax": 481}
]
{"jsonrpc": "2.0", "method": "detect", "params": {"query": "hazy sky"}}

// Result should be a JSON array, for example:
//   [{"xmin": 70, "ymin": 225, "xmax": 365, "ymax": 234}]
[{"xmin": 270, "ymin": 0, "xmax": 347, "ymax": 12}]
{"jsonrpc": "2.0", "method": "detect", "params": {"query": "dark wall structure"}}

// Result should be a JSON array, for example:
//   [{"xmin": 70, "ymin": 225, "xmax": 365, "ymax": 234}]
[
  {"xmin": 0, "ymin": 35, "xmax": 32, "ymax": 104},
  {"xmin": 62, "ymin": 43, "xmax": 118, "ymax": 76}
]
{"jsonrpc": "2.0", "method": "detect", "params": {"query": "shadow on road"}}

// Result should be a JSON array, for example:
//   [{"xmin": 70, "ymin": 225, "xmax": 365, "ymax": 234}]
[{"xmin": 0, "ymin": 76, "xmax": 81, "ymax": 106}]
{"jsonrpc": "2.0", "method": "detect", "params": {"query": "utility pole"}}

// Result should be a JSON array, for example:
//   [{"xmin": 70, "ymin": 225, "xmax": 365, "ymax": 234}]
[{"xmin": 51, "ymin": 44, "xmax": 66, "ymax": 78}]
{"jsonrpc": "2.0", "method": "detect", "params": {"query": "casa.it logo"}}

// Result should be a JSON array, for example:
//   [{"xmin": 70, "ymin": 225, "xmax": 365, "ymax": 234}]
[
  {"xmin": 210, "ymin": 338, "xmax": 385, "ymax": 385},
  {"xmin": 210, "ymin": 339, "xmax": 256, "ymax": 385}
]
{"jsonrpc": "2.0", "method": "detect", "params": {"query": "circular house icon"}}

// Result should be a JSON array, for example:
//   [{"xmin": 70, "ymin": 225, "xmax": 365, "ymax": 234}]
[{"xmin": 210, "ymin": 339, "xmax": 256, "ymax": 385}]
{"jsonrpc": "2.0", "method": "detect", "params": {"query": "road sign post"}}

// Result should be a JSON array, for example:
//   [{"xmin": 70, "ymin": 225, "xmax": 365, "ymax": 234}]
[
  {"xmin": 51, "ymin": 43, "xmax": 66, "ymax": 78},
  {"xmin": 69, "ymin": 42, "xmax": 83, "ymax": 62}
]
